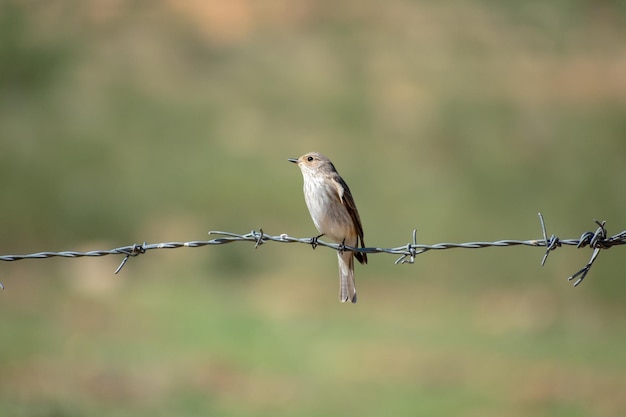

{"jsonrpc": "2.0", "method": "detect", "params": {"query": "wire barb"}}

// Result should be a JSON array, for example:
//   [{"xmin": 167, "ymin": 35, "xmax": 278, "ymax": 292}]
[
  {"xmin": 539, "ymin": 212, "xmax": 561, "ymax": 266},
  {"xmin": 567, "ymin": 220, "xmax": 609, "ymax": 287},
  {"xmin": 254, "ymin": 228, "xmax": 265, "ymax": 249},
  {"xmin": 0, "ymin": 214, "xmax": 624, "ymax": 289},
  {"xmin": 114, "ymin": 242, "xmax": 147, "ymax": 274},
  {"xmin": 395, "ymin": 229, "xmax": 419, "ymax": 264}
]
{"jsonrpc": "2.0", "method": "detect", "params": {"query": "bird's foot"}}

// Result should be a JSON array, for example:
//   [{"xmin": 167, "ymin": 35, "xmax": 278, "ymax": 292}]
[
  {"xmin": 338, "ymin": 238, "xmax": 346, "ymax": 255},
  {"xmin": 310, "ymin": 233, "xmax": 324, "ymax": 250}
]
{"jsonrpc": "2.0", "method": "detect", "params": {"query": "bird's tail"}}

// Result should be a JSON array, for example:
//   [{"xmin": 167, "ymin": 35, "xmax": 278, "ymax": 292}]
[{"xmin": 338, "ymin": 251, "xmax": 357, "ymax": 303}]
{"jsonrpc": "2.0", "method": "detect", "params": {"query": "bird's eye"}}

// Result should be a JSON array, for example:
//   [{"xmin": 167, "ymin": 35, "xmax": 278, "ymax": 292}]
[{"xmin": 307, "ymin": 156, "xmax": 314, "ymax": 162}]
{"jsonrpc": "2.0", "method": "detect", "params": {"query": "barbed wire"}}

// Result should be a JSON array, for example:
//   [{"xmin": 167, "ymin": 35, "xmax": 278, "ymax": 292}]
[{"xmin": 0, "ymin": 213, "xmax": 624, "ymax": 290}]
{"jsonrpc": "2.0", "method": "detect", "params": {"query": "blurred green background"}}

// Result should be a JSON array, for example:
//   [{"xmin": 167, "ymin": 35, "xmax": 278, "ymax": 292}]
[{"xmin": 1, "ymin": 0, "xmax": 626, "ymax": 416}]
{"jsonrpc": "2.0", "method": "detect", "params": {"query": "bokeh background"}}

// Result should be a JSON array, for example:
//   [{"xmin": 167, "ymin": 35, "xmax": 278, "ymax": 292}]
[{"xmin": 1, "ymin": 0, "xmax": 626, "ymax": 416}]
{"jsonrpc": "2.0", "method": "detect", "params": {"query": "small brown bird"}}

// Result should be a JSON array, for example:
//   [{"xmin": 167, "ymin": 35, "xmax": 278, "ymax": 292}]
[{"xmin": 289, "ymin": 152, "xmax": 367, "ymax": 303}]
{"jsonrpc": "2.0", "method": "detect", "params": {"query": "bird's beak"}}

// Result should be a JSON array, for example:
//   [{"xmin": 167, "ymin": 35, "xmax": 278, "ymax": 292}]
[{"xmin": 288, "ymin": 158, "xmax": 299, "ymax": 164}]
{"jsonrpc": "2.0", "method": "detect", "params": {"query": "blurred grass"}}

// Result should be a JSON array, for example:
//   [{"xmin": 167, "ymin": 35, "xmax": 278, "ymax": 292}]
[{"xmin": 1, "ymin": 0, "xmax": 626, "ymax": 416}]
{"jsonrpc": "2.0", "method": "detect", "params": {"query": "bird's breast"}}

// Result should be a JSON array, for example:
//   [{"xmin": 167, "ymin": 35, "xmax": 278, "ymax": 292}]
[{"xmin": 302, "ymin": 175, "xmax": 354, "ymax": 243}]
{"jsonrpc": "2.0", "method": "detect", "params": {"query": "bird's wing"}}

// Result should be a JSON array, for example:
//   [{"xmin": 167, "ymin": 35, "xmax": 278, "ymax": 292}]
[{"xmin": 333, "ymin": 175, "xmax": 367, "ymax": 264}]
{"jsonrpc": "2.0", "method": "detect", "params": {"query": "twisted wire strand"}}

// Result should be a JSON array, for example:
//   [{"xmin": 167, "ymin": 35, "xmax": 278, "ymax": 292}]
[{"xmin": 1, "ymin": 214, "xmax": 624, "ymax": 289}]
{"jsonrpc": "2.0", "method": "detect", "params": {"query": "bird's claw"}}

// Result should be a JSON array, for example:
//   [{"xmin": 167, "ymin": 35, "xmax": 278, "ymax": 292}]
[
  {"xmin": 310, "ymin": 234, "xmax": 324, "ymax": 250},
  {"xmin": 338, "ymin": 239, "xmax": 346, "ymax": 255}
]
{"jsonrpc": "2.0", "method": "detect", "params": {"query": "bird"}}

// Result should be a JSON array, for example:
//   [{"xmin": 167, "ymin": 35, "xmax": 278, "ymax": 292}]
[{"xmin": 288, "ymin": 152, "xmax": 367, "ymax": 303}]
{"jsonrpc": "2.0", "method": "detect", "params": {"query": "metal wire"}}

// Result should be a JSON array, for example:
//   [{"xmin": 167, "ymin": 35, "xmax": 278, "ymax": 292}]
[{"xmin": 1, "ymin": 214, "xmax": 624, "ymax": 289}]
